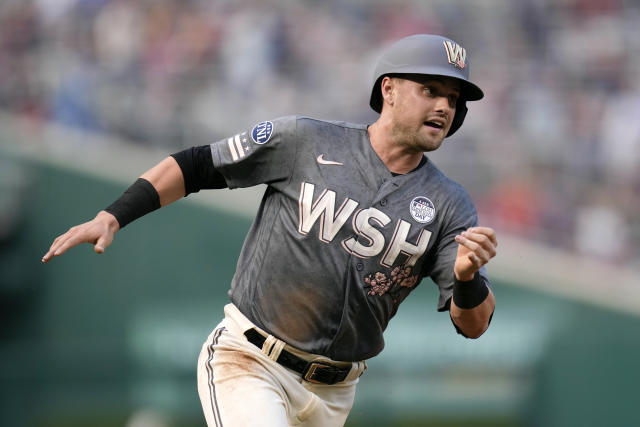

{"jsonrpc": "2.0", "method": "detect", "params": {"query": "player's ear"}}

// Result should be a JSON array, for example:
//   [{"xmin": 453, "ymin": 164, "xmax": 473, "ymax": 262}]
[{"xmin": 380, "ymin": 76, "xmax": 397, "ymax": 108}]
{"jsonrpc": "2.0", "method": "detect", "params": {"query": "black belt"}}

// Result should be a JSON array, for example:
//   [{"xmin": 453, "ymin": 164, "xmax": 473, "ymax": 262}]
[{"xmin": 244, "ymin": 328, "xmax": 351, "ymax": 385}]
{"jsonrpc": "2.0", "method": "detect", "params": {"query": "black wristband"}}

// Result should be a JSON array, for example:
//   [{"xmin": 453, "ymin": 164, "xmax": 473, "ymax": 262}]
[
  {"xmin": 104, "ymin": 178, "xmax": 161, "ymax": 228},
  {"xmin": 452, "ymin": 272, "xmax": 489, "ymax": 309}
]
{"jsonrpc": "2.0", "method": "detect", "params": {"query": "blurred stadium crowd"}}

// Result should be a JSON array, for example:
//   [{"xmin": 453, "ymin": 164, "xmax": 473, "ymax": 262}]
[{"xmin": 1, "ymin": 0, "xmax": 639, "ymax": 268}]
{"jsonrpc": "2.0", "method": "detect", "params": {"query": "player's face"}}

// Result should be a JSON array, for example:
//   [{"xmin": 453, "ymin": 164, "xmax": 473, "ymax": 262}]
[{"xmin": 388, "ymin": 76, "xmax": 460, "ymax": 152}]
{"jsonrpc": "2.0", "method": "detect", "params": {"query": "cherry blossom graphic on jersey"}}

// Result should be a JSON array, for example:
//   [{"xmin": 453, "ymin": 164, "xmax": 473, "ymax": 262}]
[{"xmin": 364, "ymin": 266, "xmax": 419, "ymax": 303}]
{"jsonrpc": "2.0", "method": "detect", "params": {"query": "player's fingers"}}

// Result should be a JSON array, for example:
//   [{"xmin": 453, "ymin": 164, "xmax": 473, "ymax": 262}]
[
  {"xmin": 455, "ymin": 234, "xmax": 491, "ymax": 263},
  {"xmin": 42, "ymin": 241, "xmax": 58, "ymax": 262},
  {"xmin": 94, "ymin": 233, "xmax": 113, "ymax": 254},
  {"xmin": 47, "ymin": 231, "xmax": 70, "ymax": 253},
  {"xmin": 42, "ymin": 231, "xmax": 73, "ymax": 262},
  {"xmin": 469, "ymin": 227, "xmax": 498, "ymax": 247},
  {"xmin": 49, "ymin": 235, "xmax": 82, "ymax": 257},
  {"xmin": 461, "ymin": 230, "xmax": 497, "ymax": 258},
  {"xmin": 51, "ymin": 234, "xmax": 64, "ymax": 247},
  {"xmin": 43, "ymin": 245, "xmax": 58, "ymax": 261},
  {"xmin": 455, "ymin": 233, "xmax": 483, "ymax": 252},
  {"xmin": 467, "ymin": 252, "xmax": 483, "ymax": 269},
  {"xmin": 53, "ymin": 224, "xmax": 102, "ymax": 256},
  {"xmin": 49, "ymin": 223, "xmax": 83, "ymax": 249},
  {"xmin": 41, "ymin": 251, "xmax": 53, "ymax": 263}
]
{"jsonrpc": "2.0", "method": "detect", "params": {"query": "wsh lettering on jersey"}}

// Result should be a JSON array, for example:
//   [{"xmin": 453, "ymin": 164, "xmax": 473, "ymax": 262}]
[{"xmin": 297, "ymin": 182, "xmax": 431, "ymax": 267}]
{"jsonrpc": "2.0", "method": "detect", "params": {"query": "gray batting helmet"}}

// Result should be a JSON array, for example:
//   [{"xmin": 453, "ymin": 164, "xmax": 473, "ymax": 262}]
[{"xmin": 369, "ymin": 34, "xmax": 484, "ymax": 137}]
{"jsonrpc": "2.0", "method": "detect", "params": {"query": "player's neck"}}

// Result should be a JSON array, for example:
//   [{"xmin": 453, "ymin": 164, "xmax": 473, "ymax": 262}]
[{"xmin": 368, "ymin": 120, "xmax": 424, "ymax": 175}]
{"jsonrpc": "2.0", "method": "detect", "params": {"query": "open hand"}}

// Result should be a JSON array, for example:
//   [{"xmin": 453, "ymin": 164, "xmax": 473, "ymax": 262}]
[{"xmin": 42, "ymin": 211, "xmax": 120, "ymax": 263}]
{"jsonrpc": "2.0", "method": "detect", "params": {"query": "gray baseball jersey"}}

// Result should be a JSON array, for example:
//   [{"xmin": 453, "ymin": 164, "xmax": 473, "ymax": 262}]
[{"xmin": 209, "ymin": 116, "xmax": 486, "ymax": 362}]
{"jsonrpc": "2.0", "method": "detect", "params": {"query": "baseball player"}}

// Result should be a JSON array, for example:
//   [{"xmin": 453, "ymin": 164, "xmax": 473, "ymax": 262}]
[{"xmin": 42, "ymin": 34, "xmax": 497, "ymax": 426}]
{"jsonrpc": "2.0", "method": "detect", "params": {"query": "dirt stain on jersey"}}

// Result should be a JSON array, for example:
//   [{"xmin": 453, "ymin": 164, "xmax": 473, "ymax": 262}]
[{"xmin": 264, "ymin": 281, "xmax": 334, "ymax": 345}]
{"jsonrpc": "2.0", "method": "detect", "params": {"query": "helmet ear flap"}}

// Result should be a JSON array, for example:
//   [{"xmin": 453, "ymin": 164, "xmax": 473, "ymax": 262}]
[
  {"xmin": 370, "ymin": 76, "xmax": 384, "ymax": 114},
  {"xmin": 447, "ymin": 100, "xmax": 467, "ymax": 137}
]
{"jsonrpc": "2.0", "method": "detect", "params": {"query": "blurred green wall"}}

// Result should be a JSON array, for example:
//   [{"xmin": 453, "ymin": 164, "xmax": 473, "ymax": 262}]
[
  {"xmin": 1, "ymin": 158, "xmax": 247, "ymax": 426},
  {"xmin": 1, "ymin": 154, "xmax": 639, "ymax": 427}
]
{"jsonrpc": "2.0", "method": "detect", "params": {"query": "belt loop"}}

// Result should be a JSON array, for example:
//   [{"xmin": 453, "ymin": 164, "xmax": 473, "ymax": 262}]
[
  {"xmin": 269, "ymin": 339, "xmax": 286, "ymax": 362},
  {"xmin": 262, "ymin": 335, "xmax": 286, "ymax": 362},
  {"xmin": 360, "ymin": 360, "xmax": 368, "ymax": 376},
  {"xmin": 262, "ymin": 335, "xmax": 276, "ymax": 357},
  {"xmin": 346, "ymin": 360, "xmax": 367, "ymax": 382}
]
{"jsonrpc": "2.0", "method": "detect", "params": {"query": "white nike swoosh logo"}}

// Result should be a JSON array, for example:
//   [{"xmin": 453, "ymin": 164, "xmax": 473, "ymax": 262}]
[{"xmin": 317, "ymin": 154, "xmax": 343, "ymax": 166}]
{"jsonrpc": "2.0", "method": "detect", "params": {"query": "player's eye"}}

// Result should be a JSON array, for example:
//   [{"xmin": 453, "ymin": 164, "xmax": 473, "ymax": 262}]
[{"xmin": 447, "ymin": 94, "xmax": 459, "ymax": 108}]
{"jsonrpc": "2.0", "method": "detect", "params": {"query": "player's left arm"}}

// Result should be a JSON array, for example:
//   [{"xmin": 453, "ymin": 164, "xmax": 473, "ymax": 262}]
[{"xmin": 449, "ymin": 226, "xmax": 497, "ymax": 339}]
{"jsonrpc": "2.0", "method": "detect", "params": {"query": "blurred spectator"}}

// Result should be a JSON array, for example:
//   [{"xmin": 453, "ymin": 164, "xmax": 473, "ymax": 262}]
[
  {"xmin": 0, "ymin": 0, "xmax": 45, "ymax": 120},
  {"xmin": 598, "ymin": 89, "xmax": 640, "ymax": 185},
  {"xmin": 575, "ymin": 186, "xmax": 629, "ymax": 264}
]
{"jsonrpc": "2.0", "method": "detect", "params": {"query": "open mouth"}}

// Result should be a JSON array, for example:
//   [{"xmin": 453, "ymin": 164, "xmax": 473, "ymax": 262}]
[{"xmin": 424, "ymin": 121, "xmax": 444, "ymax": 129}]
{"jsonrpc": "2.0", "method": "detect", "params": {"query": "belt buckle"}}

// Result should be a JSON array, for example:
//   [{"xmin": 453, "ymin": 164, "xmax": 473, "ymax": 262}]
[{"xmin": 303, "ymin": 361, "xmax": 333, "ymax": 384}]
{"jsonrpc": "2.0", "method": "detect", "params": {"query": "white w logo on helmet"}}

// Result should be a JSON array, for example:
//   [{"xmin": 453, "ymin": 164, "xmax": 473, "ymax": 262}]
[{"xmin": 443, "ymin": 40, "xmax": 467, "ymax": 69}]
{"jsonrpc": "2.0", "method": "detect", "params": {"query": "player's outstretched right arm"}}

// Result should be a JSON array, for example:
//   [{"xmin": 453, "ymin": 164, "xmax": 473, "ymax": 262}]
[{"xmin": 42, "ymin": 156, "xmax": 186, "ymax": 263}]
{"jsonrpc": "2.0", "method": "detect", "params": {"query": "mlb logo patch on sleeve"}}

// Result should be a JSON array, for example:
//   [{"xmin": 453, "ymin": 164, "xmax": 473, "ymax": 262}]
[{"xmin": 251, "ymin": 121, "xmax": 274, "ymax": 144}]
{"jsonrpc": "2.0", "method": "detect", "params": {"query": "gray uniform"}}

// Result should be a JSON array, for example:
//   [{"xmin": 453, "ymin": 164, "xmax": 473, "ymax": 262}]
[{"xmin": 210, "ymin": 115, "xmax": 485, "ymax": 362}]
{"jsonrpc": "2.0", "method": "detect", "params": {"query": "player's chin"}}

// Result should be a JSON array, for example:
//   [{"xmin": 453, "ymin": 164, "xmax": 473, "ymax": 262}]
[{"xmin": 417, "ymin": 131, "xmax": 445, "ymax": 152}]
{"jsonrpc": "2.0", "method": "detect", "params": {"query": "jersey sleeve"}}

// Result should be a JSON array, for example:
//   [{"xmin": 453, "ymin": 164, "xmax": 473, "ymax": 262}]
[
  {"xmin": 428, "ymin": 190, "xmax": 489, "ymax": 312},
  {"xmin": 208, "ymin": 116, "xmax": 299, "ymax": 189}
]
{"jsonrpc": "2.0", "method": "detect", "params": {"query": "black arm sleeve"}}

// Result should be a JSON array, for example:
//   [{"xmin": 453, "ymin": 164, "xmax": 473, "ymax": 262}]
[{"xmin": 171, "ymin": 145, "xmax": 228, "ymax": 195}]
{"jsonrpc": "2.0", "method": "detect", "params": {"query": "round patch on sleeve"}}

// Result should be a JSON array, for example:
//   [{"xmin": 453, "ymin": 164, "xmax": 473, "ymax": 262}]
[
  {"xmin": 251, "ymin": 121, "xmax": 274, "ymax": 144},
  {"xmin": 410, "ymin": 196, "xmax": 436, "ymax": 224}
]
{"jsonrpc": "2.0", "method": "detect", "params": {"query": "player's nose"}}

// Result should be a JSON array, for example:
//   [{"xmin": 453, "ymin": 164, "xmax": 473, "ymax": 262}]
[{"xmin": 434, "ymin": 95, "xmax": 455, "ymax": 113}]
